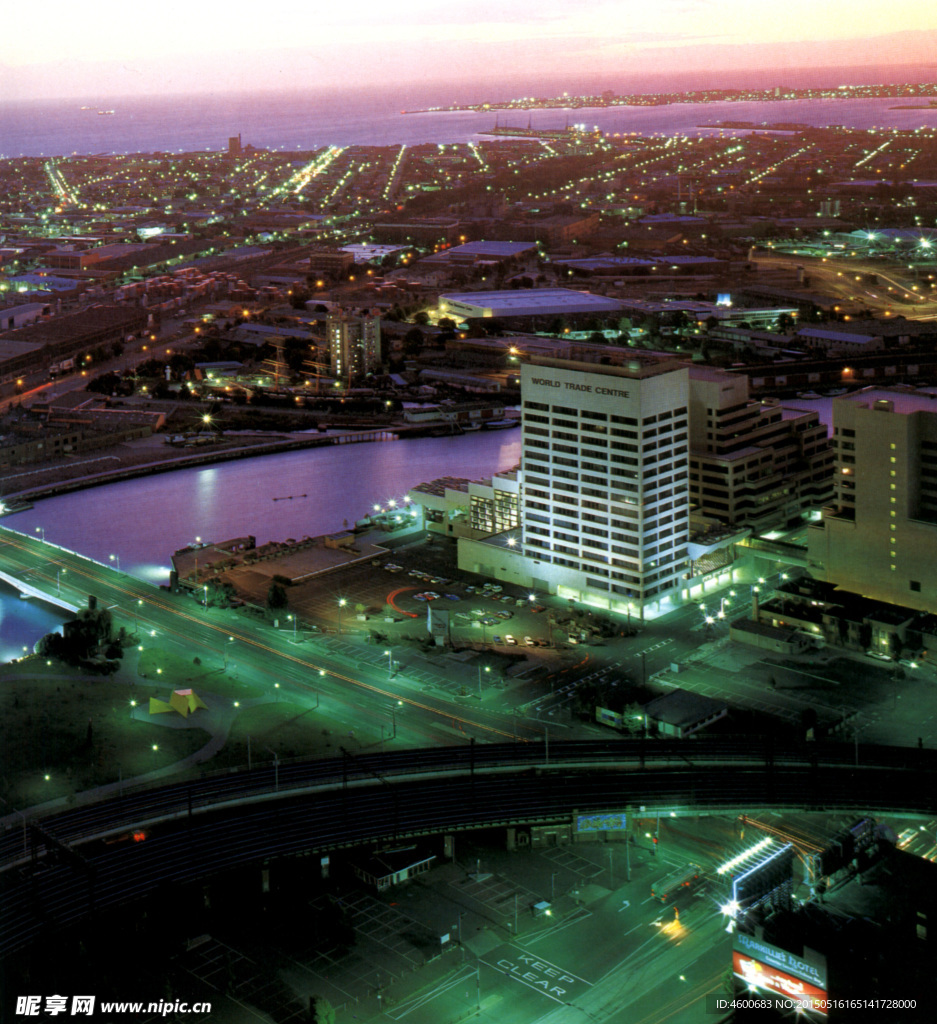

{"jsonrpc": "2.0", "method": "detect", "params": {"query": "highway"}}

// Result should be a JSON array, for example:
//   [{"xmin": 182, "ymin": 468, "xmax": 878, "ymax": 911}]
[
  {"xmin": 752, "ymin": 250, "xmax": 937, "ymax": 319},
  {"xmin": 0, "ymin": 738, "xmax": 935, "ymax": 958},
  {"xmin": 0, "ymin": 525, "xmax": 550, "ymax": 757}
]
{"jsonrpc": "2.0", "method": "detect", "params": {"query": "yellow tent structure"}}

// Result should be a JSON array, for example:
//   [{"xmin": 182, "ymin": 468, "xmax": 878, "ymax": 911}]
[{"xmin": 148, "ymin": 688, "xmax": 208, "ymax": 718}]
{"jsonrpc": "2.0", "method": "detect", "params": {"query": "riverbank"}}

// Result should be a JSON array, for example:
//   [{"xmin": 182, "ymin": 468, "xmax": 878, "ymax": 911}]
[{"xmin": 4, "ymin": 429, "xmax": 399, "ymax": 503}]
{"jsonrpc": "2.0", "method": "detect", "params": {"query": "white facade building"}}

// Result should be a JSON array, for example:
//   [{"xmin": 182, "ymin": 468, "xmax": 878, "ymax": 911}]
[{"xmin": 459, "ymin": 354, "xmax": 690, "ymax": 617}]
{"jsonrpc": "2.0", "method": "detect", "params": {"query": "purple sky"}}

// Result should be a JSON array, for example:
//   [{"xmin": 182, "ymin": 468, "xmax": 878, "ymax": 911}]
[{"xmin": 3, "ymin": 1, "xmax": 937, "ymax": 102}]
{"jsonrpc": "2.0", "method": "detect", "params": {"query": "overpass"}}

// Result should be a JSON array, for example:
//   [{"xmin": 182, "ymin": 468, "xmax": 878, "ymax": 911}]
[
  {"xmin": 0, "ymin": 568, "xmax": 79, "ymax": 614},
  {"xmin": 1, "ymin": 738, "xmax": 935, "ymax": 958}
]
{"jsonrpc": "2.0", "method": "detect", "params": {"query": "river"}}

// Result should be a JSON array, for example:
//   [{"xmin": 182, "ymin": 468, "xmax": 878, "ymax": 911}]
[
  {"xmin": 0, "ymin": 431, "xmax": 520, "ymax": 657},
  {"xmin": 2, "ymin": 429, "xmax": 521, "ymax": 580}
]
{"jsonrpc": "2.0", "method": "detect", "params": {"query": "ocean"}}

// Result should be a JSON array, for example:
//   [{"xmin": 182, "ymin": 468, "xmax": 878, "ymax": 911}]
[{"xmin": 2, "ymin": 90, "xmax": 936, "ymax": 159}]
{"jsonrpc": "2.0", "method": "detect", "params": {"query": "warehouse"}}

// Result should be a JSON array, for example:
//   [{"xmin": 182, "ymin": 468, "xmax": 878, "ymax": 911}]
[{"xmin": 438, "ymin": 288, "xmax": 621, "ymax": 319}]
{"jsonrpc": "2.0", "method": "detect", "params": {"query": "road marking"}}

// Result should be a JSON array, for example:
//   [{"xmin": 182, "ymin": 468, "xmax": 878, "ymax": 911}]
[{"xmin": 482, "ymin": 944, "xmax": 591, "ymax": 1003}]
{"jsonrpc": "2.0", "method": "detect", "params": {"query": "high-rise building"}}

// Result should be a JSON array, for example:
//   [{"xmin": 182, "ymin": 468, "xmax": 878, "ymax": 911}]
[
  {"xmin": 517, "ymin": 355, "xmax": 690, "ymax": 616},
  {"xmin": 808, "ymin": 387, "xmax": 937, "ymax": 612},
  {"xmin": 327, "ymin": 310, "xmax": 381, "ymax": 383},
  {"xmin": 688, "ymin": 366, "xmax": 833, "ymax": 531}
]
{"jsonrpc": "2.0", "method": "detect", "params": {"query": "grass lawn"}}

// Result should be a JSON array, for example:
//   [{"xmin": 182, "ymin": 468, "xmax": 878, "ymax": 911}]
[
  {"xmin": 0, "ymin": 657, "xmax": 211, "ymax": 809},
  {"xmin": 207, "ymin": 701, "xmax": 339, "ymax": 771},
  {"xmin": 136, "ymin": 646, "xmax": 263, "ymax": 699}
]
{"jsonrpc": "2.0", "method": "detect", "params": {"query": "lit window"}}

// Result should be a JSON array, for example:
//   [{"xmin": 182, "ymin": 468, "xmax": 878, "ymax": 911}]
[
  {"xmin": 890, "ymin": 443, "xmax": 897, "ymax": 450},
  {"xmin": 891, "ymin": 511, "xmax": 897, "ymax": 518},
  {"xmin": 890, "ymin": 470, "xmax": 897, "ymax": 477},
  {"xmin": 890, "ymin": 457, "xmax": 897, "ymax": 464},
  {"xmin": 890, "ymin": 484, "xmax": 897, "ymax": 490},
  {"xmin": 891, "ymin": 564, "xmax": 897, "ymax": 571}
]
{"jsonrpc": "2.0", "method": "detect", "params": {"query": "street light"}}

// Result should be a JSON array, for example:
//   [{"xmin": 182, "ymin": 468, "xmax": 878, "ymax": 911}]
[
  {"xmin": 35, "ymin": 526, "xmax": 45, "ymax": 542},
  {"xmin": 478, "ymin": 664, "xmax": 490, "ymax": 696},
  {"xmin": 338, "ymin": 597, "xmax": 347, "ymax": 635},
  {"xmin": 109, "ymin": 553, "xmax": 120, "ymax": 572},
  {"xmin": 289, "ymin": 614, "xmax": 297, "ymax": 640},
  {"xmin": 384, "ymin": 649, "xmax": 393, "ymax": 675},
  {"xmin": 203, "ymin": 585, "xmax": 208, "ymax": 608}
]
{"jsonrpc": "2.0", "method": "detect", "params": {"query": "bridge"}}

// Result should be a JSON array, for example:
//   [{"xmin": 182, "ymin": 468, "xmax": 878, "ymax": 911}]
[
  {"xmin": 1, "ymin": 738, "xmax": 934, "ymax": 957},
  {"xmin": 0, "ymin": 569, "xmax": 79, "ymax": 614}
]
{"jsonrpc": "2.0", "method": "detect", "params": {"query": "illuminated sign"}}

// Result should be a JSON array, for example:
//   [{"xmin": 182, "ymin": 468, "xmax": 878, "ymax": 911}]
[
  {"xmin": 734, "ymin": 933, "xmax": 827, "ymax": 989},
  {"xmin": 576, "ymin": 812, "xmax": 627, "ymax": 833},
  {"xmin": 529, "ymin": 376, "xmax": 630, "ymax": 399},
  {"xmin": 733, "ymin": 951, "xmax": 828, "ymax": 1015}
]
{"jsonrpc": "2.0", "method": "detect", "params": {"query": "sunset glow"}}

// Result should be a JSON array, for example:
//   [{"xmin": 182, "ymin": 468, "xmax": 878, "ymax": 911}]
[{"xmin": 3, "ymin": 0, "xmax": 937, "ymax": 102}]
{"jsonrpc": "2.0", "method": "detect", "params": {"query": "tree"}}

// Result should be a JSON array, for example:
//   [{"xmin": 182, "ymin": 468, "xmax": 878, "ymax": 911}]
[
  {"xmin": 267, "ymin": 582, "xmax": 289, "ymax": 611},
  {"xmin": 620, "ymin": 702, "xmax": 645, "ymax": 735},
  {"xmin": 35, "ymin": 631, "xmax": 67, "ymax": 659},
  {"xmin": 412, "ymin": 310, "xmax": 430, "ymax": 325},
  {"xmin": 402, "ymin": 328, "xmax": 424, "ymax": 355},
  {"xmin": 309, "ymin": 996, "xmax": 336, "ymax": 1024}
]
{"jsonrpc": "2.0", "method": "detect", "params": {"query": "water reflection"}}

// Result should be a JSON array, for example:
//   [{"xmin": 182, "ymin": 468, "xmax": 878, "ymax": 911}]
[{"xmin": 4, "ymin": 432, "xmax": 521, "ymax": 578}]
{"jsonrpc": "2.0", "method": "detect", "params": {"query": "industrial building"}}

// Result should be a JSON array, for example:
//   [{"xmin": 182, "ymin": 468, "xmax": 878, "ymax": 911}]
[{"xmin": 438, "ymin": 288, "xmax": 622, "ymax": 320}]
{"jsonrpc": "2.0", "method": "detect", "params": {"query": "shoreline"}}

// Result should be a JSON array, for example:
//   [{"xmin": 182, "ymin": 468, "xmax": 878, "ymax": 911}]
[{"xmin": 5, "ymin": 431, "xmax": 398, "ymax": 504}]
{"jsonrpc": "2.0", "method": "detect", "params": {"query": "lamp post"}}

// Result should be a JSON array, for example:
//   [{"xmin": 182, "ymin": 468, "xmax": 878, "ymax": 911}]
[
  {"xmin": 289, "ymin": 614, "xmax": 297, "ymax": 641},
  {"xmin": 109, "ymin": 553, "xmax": 120, "ymax": 572},
  {"xmin": 35, "ymin": 526, "xmax": 45, "ymax": 542},
  {"xmin": 203, "ymin": 585, "xmax": 208, "ymax": 608},
  {"xmin": 478, "ymin": 664, "xmax": 490, "ymax": 696},
  {"xmin": 338, "ymin": 597, "xmax": 347, "ymax": 635},
  {"xmin": 384, "ymin": 649, "xmax": 393, "ymax": 675}
]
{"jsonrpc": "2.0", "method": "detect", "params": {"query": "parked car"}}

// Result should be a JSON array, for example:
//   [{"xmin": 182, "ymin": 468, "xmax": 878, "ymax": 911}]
[
  {"xmin": 524, "ymin": 636, "xmax": 535, "ymax": 646},
  {"xmin": 505, "ymin": 635, "xmax": 518, "ymax": 645},
  {"xmin": 492, "ymin": 635, "xmax": 503, "ymax": 644}
]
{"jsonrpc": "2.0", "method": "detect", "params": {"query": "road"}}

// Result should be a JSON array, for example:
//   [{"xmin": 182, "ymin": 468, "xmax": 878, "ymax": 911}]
[
  {"xmin": 0, "ymin": 527, "xmax": 550, "ymax": 754},
  {"xmin": 752, "ymin": 251, "xmax": 937, "ymax": 319}
]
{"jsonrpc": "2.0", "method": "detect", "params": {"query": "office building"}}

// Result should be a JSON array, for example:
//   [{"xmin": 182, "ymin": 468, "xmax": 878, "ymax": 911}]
[
  {"xmin": 458, "ymin": 354, "xmax": 690, "ymax": 617},
  {"xmin": 808, "ymin": 387, "xmax": 937, "ymax": 613},
  {"xmin": 326, "ymin": 310, "xmax": 380, "ymax": 383},
  {"xmin": 688, "ymin": 367, "xmax": 833, "ymax": 532}
]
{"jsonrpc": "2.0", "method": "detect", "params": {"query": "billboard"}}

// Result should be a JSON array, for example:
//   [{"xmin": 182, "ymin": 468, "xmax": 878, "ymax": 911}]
[
  {"xmin": 733, "ymin": 950, "xmax": 828, "ymax": 1015},
  {"xmin": 734, "ymin": 932, "xmax": 827, "ymax": 990},
  {"xmin": 576, "ymin": 812, "xmax": 627, "ymax": 833}
]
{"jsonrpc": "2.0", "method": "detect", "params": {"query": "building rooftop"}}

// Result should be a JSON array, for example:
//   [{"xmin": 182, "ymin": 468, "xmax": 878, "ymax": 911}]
[
  {"xmin": 837, "ymin": 387, "xmax": 937, "ymax": 416},
  {"xmin": 643, "ymin": 688, "xmax": 728, "ymax": 728},
  {"xmin": 439, "ymin": 288, "xmax": 622, "ymax": 313}
]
